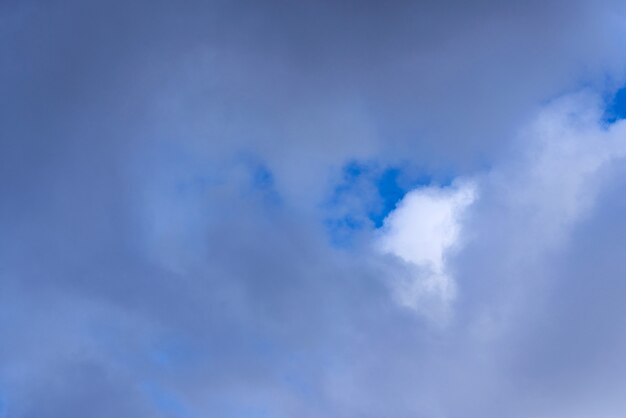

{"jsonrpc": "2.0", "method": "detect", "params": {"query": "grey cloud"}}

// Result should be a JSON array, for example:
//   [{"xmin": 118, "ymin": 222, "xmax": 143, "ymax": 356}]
[{"xmin": 3, "ymin": 1, "xmax": 626, "ymax": 417}]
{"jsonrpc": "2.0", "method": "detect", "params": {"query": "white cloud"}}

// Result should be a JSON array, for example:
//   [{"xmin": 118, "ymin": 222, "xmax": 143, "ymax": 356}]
[
  {"xmin": 487, "ymin": 92, "xmax": 626, "ymax": 262},
  {"xmin": 374, "ymin": 91, "xmax": 626, "ymax": 325},
  {"xmin": 377, "ymin": 181, "xmax": 476, "ymax": 319}
]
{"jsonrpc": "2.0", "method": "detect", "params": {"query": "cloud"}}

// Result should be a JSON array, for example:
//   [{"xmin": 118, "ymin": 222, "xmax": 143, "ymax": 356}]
[
  {"xmin": 3, "ymin": 1, "xmax": 626, "ymax": 417},
  {"xmin": 377, "ymin": 181, "xmax": 476, "ymax": 320},
  {"xmin": 443, "ymin": 91, "xmax": 626, "ymax": 416}
]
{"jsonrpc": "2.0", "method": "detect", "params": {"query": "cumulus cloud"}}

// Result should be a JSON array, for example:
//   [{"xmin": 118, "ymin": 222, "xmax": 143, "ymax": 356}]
[{"xmin": 378, "ymin": 181, "xmax": 476, "ymax": 320}]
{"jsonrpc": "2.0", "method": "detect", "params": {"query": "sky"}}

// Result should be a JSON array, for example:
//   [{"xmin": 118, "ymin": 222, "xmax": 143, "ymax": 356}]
[{"xmin": 2, "ymin": 1, "xmax": 626, "ymax": 417}]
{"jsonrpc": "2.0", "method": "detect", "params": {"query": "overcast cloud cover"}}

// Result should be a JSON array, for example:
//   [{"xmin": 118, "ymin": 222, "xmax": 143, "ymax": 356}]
[{"xmin": 3, "ymin": 0, "xmax": 626, "ymax": 417}]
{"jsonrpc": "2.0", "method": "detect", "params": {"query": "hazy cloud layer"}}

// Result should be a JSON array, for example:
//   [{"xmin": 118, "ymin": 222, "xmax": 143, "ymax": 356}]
[{"xmin": 2, "ymin": 1, "xmax": 626, "ymax": 417}]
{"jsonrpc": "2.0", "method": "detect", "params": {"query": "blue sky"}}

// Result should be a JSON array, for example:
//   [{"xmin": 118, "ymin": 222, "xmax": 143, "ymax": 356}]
[
  {"xmin": 605, "ymin": 85, "xmax": 626, "ymax": 122},
  {"xmin": 3, "ymin": 1, "xmax": 626, "ymax": 417}
]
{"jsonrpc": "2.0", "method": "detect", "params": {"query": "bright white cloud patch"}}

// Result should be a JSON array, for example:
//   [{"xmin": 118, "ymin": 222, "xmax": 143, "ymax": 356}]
[{"xmin": 378, "ymin": 182, "xmax": 476, "ymax": 319}]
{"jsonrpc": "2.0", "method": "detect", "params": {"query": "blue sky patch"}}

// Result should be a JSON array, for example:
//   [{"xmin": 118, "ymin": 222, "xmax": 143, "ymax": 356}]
[
  {"xmin": 603, "ymin": 85, "xmax": 626, "ymax": 124},
  {"xmin": 324, "ymin": 160, "xmax": 450, "ymax": 245},
  {"xmin": 372, "ymin": 168, "xmax": 439, "ymax": 227}
]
